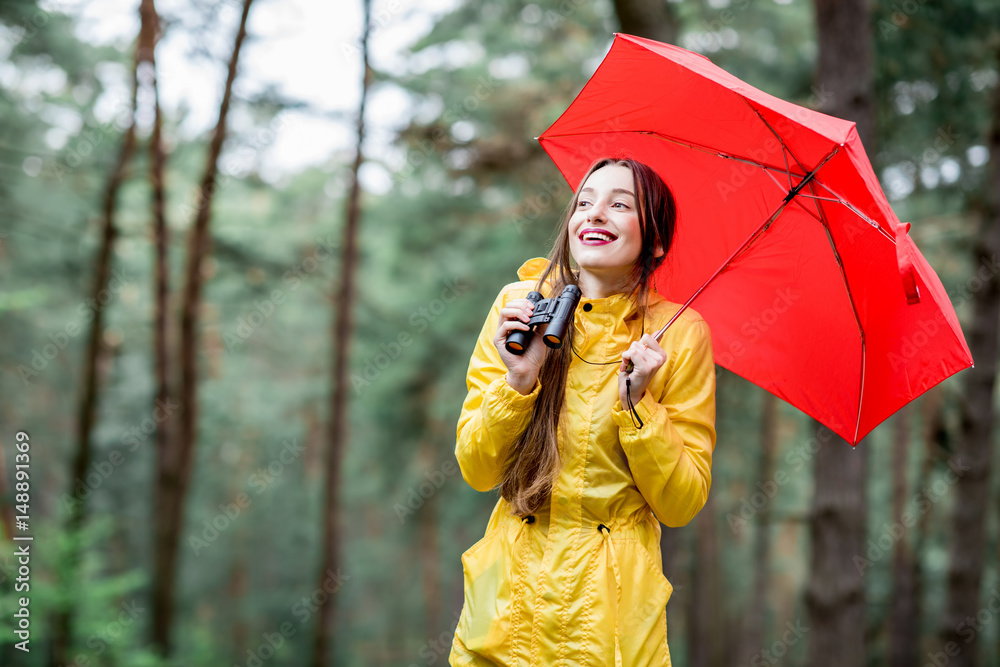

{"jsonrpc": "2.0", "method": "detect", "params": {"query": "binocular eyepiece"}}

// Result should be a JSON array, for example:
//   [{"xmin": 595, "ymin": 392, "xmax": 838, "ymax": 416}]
[{"xmin": 505, "ymin": 285, "xmax": 582, "ymax": 355}]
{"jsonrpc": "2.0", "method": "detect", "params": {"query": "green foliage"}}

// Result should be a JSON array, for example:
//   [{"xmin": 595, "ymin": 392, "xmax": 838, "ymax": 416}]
[
  {"xmin": 0, "ymin": 518, "xmax": 166, "ymax": 667},
  {"xmin": 0, "ymin": 0, "xmax": 998, "ymax": 665}
]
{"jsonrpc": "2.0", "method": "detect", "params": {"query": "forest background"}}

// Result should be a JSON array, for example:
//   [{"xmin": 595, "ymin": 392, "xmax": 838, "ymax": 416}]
[{"xmin": 1, "ymin": 0, "xmax": 999, "ymax": 666}]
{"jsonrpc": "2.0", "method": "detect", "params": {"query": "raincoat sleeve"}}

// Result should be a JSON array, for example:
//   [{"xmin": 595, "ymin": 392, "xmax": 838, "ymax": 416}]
[
  {"xmin": 612, "ymin": 317, "xmax": 716, "ymax": 527},
  {"xmin": 455, "ymin": 287, "xmax": 542, "ymax": 492}
]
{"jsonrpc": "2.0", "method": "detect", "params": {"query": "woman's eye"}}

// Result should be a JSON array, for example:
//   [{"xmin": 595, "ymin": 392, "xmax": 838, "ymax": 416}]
[
  {"xmin": 613, "ymin": 202, "xmax": 629, "ymax": 209},
  {"xmin": 577, "ymin": 200, "xmax": 591, "ymax": 207}
]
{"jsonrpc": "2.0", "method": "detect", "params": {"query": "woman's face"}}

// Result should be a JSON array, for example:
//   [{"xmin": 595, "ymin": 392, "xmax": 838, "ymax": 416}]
[{"xmin": 568, "ymin": 164, "xmax": 658, "ymax": 287}]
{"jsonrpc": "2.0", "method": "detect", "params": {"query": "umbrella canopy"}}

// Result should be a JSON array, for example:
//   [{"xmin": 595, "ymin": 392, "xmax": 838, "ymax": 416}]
[{"xmin": 538, "ymin": 33, "xmax": 973, "ymax": 445}]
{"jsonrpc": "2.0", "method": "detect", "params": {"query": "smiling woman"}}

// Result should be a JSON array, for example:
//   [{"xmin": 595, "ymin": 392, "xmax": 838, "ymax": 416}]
[{"xmin": 450, "ymin": 158, "xmax": 717, "ymax": 666}]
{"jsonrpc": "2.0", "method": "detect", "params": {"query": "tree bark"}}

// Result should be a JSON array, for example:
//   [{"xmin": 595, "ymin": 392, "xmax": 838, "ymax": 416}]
[
  {"xmin": 912, "ymin": 387, "xmax": 944, "ymax": 659},
  {"xmin": 612, "ymin": 0, "xmax": 678, "ymax": 45},
  {"xmin": 419, "ymin": 443, "xmax": 442, "ymax": 642},
  {"xmin": 739, "ymin": 392, "xmax": 777, "ymax": 663},
  {"xmin": 49, "ymin": 20, "xmax": 142, "ymax": 665},
  {"xmin": 889, "ymin": 403, "xmax": 917, "ymax": 667},
  {"xmin": 813, "ymin": 0, "xmax": 875, "ymax": 149},
  {"xmin": 0, "ymin": 433, "xmax": 15, "ymax": 540},
  {"xmin": 806, "ymin": 2, "xmax": 873, "ymax": 665},
  {"xmin": 806, "ymin": 424, "xmax": 867, "ymax": 667},
  {"xmin": 152, "ymin": 0, "xmax": 254, "ymax": 655},
  {"xmin": 689, "ymin": 493, "xmax": 724, "ymax": 667},
  {"xmin": 143, "ymin": 0, "xmax": 174, "ymax": 598},
  {"xmin": 660, "ymin": 523, "xmax": 678, "ymax": 640},
  {"xmin": 939, "ymin": 43, "xmax": 1000, "ymax": 667},
  {"xmin": 312, "ymin": 1, "xmax": 371, "ymax": 664}
]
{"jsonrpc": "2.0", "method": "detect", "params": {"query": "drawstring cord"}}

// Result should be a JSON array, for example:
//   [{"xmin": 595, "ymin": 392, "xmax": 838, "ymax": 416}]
[
  {"xmin": 598, "ymin": 524, "xmax": 623, "ymax": 664},
  {"xmin": 571, "ymin": 309, "xmax": 646, "ymax": 429},
  {"xmin": 625, "ymin": 376, "xmax": 643, "ymax": 429},
  {"xmin": 508, "ymin": 515, "xmax": 535, "ymax": 658}
]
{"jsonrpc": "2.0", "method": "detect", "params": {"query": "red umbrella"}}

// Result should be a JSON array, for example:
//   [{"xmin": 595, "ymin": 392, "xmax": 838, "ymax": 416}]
[{"xmin": 538, "ymin": 33, "xmax": 973, "ymax": 445}]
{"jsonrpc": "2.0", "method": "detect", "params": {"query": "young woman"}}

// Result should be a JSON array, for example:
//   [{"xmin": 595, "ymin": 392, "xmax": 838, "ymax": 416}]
[{"xmin": 449, "ymin": 157, "xmax": 717, "ymax": 666}]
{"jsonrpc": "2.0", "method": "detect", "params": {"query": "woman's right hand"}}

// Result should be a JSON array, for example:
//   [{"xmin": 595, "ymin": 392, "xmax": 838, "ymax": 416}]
[{"xmin": 493, "ymin": 297, "xmax": 548, "ymax": 394}]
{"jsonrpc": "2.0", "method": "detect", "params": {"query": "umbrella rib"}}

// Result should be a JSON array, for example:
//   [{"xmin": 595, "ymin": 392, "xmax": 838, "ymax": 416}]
[
  {"xmin": 740, "ymin": 97, "xmax": 811, "ymax": 185},
  {"xmin": 636, "ymin": 131, "xmax": 808, "ymax": 178},
  {"xmin": 806, "ymin": 179, "xmax": 867, "ymax": 444},
  {"xmin": 649, "ymin": 147, "xmax": 839, "ymax": 342},
  {"xmin": 542, "ymin": 130, "xmax": 808, "ymax": 180},
  {"xmin": 805, "ymin": 180, "xmax": 897, "ymax": 243}
]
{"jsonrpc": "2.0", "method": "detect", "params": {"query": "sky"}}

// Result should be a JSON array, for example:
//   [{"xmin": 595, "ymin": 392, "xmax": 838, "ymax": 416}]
[{"xmin": 38, "ymin": 0, "xmax": 460, "ymax": 192}]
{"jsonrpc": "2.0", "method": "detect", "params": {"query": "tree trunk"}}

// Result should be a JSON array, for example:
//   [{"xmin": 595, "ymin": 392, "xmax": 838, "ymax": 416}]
[
  {"xmin": 0, "ymin": 434, "xmax": 15, "ymax": 540},
  {"xmin": 913, "ymin": 387, "xmax": 944, "ymax": 658},
  {"xmin": 152, "ymin": 0, "xmax": 253, "ymax": 655},
  {"xmin": 312, "ymin": 1, "xmax": 371, "ymax": 664},
  {"xmin": 813, "ymin": 0, "xmax": 875, "ymax": 149},
  {"xmin": 889, "ymin": 403, "xmax": 917, "ymax": 667},
  {"xmin": 419, "ymin": 443, "xmax": 442, "ymax": 642},
  {"xmin": 143, "ymin": 0, "xmax": 180, "ymax": 655},
  {"xmin": 739, "ymin": 391, "xmax": 777, "ymax": 663},
  {"xmin": 229, "ymin": 554, "xmax": 248, "ymax": 664},
  {"xmin": 612, "ymin": 0, "xmax": 678, "ymax": 45},
  {"xmin": 49, "ymin": 23, "xmax": 141, "ymax": 666},
  {"xmin": 806, "ymin": 2, "xmax": 873, "ymax": 665},
  {"xmin": 660, "ymin": 523, "xmax": 678, "ymax": 641},
  {"xmin": 689, "ymin": 493, "xmax": 724, "ymax": 667},
  {"xmin": 939, "ymin": 44, "xmax": 1000, "ymax": 667},
  {"xmin": 806, "ymin": 423, "xmax": 867, "ymax": 667},
  {"xmin": 144, "ymin": 0, "xmax": 175, "ymax": 623}
]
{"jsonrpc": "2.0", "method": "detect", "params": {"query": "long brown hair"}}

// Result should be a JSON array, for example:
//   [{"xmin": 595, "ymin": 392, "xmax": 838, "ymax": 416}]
[{"xmin": 499, "ymin": 157, "xmax": 678, "ymax": 517}]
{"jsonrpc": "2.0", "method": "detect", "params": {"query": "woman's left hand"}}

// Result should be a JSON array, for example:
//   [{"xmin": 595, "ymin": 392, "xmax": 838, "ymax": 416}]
[{"xmin": 618, "ymin": 333, "xmax": 667, "ymax": 408}]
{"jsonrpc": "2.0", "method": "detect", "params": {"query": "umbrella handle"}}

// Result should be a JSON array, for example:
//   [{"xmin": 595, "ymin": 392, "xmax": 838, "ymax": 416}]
[{"xmin": 623, "ymin": 322, "xmax": 671, "ymax": 374}]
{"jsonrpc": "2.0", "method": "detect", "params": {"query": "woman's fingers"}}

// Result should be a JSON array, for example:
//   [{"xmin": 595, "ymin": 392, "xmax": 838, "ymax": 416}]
[{"xmin": 620, "ymin": 338, "xmax": 666, "ymax": 375}]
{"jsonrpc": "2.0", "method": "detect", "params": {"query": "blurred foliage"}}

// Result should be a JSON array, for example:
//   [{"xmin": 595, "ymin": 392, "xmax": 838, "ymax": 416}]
[{"xmin": 0, "ymin": 0, "xmax": 998, "ymax": 665}]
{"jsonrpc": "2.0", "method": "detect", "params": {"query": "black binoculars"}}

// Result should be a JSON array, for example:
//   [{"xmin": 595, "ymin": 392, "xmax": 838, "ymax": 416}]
[{"xmin": 505, "ymin": 285, "xmax": 582, "ymax": 355}]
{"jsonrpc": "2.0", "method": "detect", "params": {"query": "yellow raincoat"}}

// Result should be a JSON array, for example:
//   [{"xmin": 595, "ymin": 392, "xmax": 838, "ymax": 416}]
[{"xmin": 450, "ymin": 258, "xmax": 717, "ymax": 666}]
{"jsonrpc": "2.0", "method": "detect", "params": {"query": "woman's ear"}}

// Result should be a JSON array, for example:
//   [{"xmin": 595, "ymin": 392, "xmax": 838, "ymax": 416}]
[{"xmin": 653, "ymin": 243, "xmax": 665, "ymax": 259}]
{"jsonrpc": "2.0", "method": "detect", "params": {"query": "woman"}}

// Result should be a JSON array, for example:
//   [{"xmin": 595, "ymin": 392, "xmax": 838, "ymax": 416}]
[{"xmin": 450, "ymin": 157, "xmax": 716, "ymax": 666}]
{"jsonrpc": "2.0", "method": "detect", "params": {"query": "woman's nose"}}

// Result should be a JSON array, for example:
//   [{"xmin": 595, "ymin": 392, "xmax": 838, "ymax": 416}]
[{"xmin": 588, "ymin": 199, "xmax": 609, "ymax": 221}]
